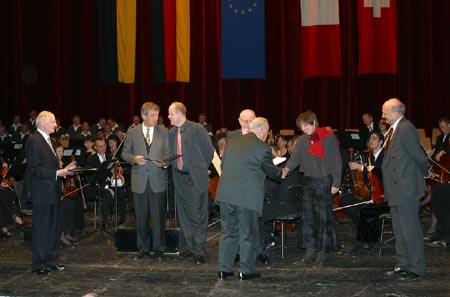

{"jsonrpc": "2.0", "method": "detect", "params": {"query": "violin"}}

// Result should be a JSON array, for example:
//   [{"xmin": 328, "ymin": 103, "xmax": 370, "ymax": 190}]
[
  {"xmin": 63, "ymin": 155, "xmax": 79, "ymax": 197},
  {"xmin": 111, "ymin": 160, "xmax": 125, "ymax": 187},
  {"xmin": 0, "ymin": 157, "xmax": 14, "ymax": 189},
  {"xmin": 349, "ymin": 148, "xmax": 369, "ymax": 200},
  {"xmin": 367, "ymin": 149, "xmax": 384, "ymax": 204}
]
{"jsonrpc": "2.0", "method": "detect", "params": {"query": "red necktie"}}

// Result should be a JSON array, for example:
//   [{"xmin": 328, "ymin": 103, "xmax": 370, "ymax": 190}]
[
  {"xmin": 383, "ymin": 127, "xmax": 393, "ymax": 151},
  {"xmin": 177, "ymin": 127, "xmax": 183, "ymax": 170}
]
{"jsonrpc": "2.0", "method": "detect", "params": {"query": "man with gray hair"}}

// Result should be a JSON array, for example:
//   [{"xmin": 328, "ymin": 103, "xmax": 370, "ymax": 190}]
[
  {"xmin": 216, "ymin": 117, "xmax": 281, "ymax": 281},
  {"xmin": 381, "ymin": 98, "xmax": 428, "ymax": 281},
  {"xmin": 26, "ymin": 111, "xmax": 75, "ymax": 275}
]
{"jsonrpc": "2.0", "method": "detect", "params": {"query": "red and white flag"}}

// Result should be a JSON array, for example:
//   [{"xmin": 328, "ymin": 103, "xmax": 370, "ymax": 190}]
[
  {"xmin": 300, "ymin": 0, "xmax": 341, "ymax": 78},
  {"xmin": 358, "ymin": 0, "xmax": 397, "ymax": 74}
]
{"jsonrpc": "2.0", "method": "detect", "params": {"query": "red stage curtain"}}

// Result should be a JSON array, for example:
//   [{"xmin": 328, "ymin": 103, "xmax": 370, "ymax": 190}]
[{"xmin": 0, "ymin": 0, "xmax": 449, "ymax": 135}]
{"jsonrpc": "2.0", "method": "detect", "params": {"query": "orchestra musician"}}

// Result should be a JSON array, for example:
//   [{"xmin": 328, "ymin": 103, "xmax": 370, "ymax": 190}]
[
  {"xmin": 0, "ymin": 157, "xmax": 23, "ymax": 237},
  {"xmin": 84, "ymin": 137, "xmax": 114, "ymax": 230}
]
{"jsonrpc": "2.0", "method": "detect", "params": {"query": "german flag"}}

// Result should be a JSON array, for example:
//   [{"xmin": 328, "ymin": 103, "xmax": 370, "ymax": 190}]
[{"xmin": 151, "ymin": 0, "xmax": 190, "ymax": 83}]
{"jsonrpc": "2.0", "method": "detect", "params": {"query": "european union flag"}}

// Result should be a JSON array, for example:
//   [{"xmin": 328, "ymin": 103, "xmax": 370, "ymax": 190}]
[{"xmin": 221, "ymin": 0, "xmax": 265, "ymax": 79}]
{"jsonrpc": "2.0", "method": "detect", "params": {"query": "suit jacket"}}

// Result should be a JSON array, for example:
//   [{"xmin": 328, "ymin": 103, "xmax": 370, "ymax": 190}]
[
  {"xmin": 381, "ymin": 118, "xmax": 429, "ymax": 206},
  {"xmin": 432, "ymin": 133, "xmax": 450, "ymax": 160},
  {"xmin": 216, "ymin": 133, "xmax": 281, "ymax": 216},
  {"xmin": 359, "ymin": 122, "xmax": 380, "ymax": 146},
  {"xmin": 25, "ymin": 131, "xmax": 60, "ymax": 204},
  {"xmin": 121, "ymin": 124, "xmax": 170, "ymax": 194},
  {"xmin": 169, "ymin": 120, "xmax": 214, "ymax": 193},
  {"xmin": 85, "ymin": 153, "xmax": 112, "ymax": 188},
  {"xmin": 227, "ymin": 129, "xmax": 242, "ymax": 140}
]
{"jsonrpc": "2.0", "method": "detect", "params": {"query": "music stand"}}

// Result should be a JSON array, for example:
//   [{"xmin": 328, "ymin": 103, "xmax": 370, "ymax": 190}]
[{"xmin": 109, "ymin": 160, "xmax": 129, "ymax": 232}]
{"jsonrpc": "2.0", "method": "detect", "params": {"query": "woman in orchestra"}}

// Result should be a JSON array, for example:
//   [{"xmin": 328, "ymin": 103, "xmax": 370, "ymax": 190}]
[
  {"xmin": 107, "ymin": 134, "xmax": 127, "ymax": 225},
  {"xmin": 56, "ymin": 144, "xmax": 78, "ymax": 247}
]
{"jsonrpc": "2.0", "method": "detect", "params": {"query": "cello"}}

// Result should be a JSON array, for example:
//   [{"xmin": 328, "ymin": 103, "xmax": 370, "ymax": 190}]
[{"xmin": 349, "ymin": 148, "xmax": 370, "ymax": 200}]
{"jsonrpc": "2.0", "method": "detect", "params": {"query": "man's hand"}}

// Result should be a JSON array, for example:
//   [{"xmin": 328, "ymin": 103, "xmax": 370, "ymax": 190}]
[
  {"xmin": 134, "ymin": 155, "xmax": 147, "ymax": 166},
  {"xmin": 281, "ymin": 167, "xmax": 289, "ymax": 179},
  {"xmin": 331, "ymin": 186, "xmax": 339, "ymax": 194}
]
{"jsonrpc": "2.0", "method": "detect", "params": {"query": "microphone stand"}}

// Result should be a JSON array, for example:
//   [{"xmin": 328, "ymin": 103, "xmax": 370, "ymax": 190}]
[{"xmin": 110, "ymin": 134, "xmax": 128, "ymax": 233}]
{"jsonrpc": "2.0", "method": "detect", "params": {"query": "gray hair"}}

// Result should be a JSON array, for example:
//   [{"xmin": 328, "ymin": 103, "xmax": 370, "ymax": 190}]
[
  {"xmin": 249, "ymin": 117, "xmax": 269, "ymax": 130},
  {"xmin": 36, "ymin": 111, "xmax": 54, "ymax": 128}
]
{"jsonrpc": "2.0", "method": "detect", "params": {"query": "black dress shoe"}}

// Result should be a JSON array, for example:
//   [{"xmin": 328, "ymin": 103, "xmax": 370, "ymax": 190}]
[
  {"xmin": 257, "ymin": 254, "xmax": 270, "ymax": 265},
  {"xmin": 400, "ymin": 271, "xmax": 422, "ymax": 281},
  {"xmin": 238, "ymin": 272, "xmax": 261, "ymax": 281},
  {"xmin": 179, "ymin": 250, "xmax": 193, "ymax": 258},
  {"xmin": 384, "ymin": 267, "xmax": 408, "ymax": 276},
  {"xmin": 135, "ymin": 251, "xmax": 150, "ymax": 259},
  {"xmin": 32, "ymin": 268, "xmax": 50, "ymax": 275},
  {"xmin": 46, "ymin": 264, "xmax": 65, "ymax": 271},
  {"xmin": 193, "ymin": 255, "xmax": 205, "ymax": 264},
  {"xmin": 218, "ymin": 271, "xmax": 234, "ymax": 280},
  {"xmin": 154, "ymin": 251, "xmax": 164, "ymax": 260}
]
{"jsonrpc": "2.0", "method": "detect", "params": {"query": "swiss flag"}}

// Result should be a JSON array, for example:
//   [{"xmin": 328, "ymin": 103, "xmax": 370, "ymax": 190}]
[
  {"xmin": 300, "ymin": 0, "xmax": 341, "ymax": 78},
  {"xmin": 358, "ymin": 0, "xmax": 397, "ymax": 74}
]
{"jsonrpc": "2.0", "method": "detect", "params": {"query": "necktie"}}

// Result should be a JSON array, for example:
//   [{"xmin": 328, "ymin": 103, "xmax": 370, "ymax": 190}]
[
  {"xmin": 99, "ymin": 155, "xmax": 105, "ymax": 163},
  {"xmin": 146, "ymin": 128, "xmax": 151, "ymax": 145},
  {"xmin": 368, "ymin": 126, "xmax": 373, "ymax": 132},
  {"xmin": 383, "ymin": 127, "xmax": 393, "ymax": 151},
  {"xmin": 46, "ymin": 137, "xmax": 56, "ymax": 156},
  {"xmin": 177, "ymin": 127, "xmax": 183, "ymax": 170}
]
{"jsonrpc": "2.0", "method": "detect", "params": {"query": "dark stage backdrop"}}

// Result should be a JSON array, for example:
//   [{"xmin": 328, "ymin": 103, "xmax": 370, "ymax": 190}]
[{"xmin": 1, "ymin": 0, "xmax": 449, "ymax": 134}]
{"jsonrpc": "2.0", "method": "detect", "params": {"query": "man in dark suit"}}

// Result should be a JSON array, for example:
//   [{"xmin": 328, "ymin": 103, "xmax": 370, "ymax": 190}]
[
  {"xmin": 359, "ymin": 112, "xmax": 380, "ymax": 147},
  {"xmin": 122, "ymin": 102, "xmax": 170, "ymax": 260},
  {"xmin": 227, "ymin": 109, "xmax": 256, "ymax": 139},
  {"xmin": 168, "ymin": 102, "xmax": 214, "ymax": 264},
  {"xmin": 432, "ymin": 116, "xmax": 450, "ymax": 162},
  {"xmin": 198, "ymin": 113, "xmax": 213, "ymax": 136},
  {"xmin": 216, "ymin": 117, "xmax": 281, "ymax": 281},
  {"xmin": 381, "ymin": 98, "xmax": 429, "ymax": 281},
  {"xmin": 84, "ymin": 138, "xmax": 114, "ymax": 229},
  {"xmin": 25, "ymin": 111, "xmax": 74, "ymax": 275}
]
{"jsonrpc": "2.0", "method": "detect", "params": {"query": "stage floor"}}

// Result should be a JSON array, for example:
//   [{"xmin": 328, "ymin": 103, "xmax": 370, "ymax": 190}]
[{"xmin": 0, "ymin": 213, "xmax": 449, "ymax": 297}]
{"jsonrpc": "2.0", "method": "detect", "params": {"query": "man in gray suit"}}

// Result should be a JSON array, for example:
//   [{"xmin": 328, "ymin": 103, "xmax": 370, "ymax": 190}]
[
  {"xmin": 122, "ymin": 102, "xmax": 170, "ymax": 260},
  {"xmin": 168, "ymin": 102, "xmax": 214, "ymax": 264},
  {"xmin": 381, "ymin": 98, "xmax": 428, "ymax": 281},
  {"xmin": 227, "ymin": 109, "xmax": 256, "ymax": 139},
  {"xmin": 216, "ymin": 117, "xmax": 281, "ymax": 281}
]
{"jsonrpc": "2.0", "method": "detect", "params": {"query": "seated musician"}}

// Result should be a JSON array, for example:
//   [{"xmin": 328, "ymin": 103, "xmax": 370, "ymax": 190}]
[
  {"xmin": 342, "ymin": 131, "xmax": 389, "ymax": 253},
  {"xmin": 84, "ymin": 138, "xmax": 113, "ymax": 229},
  {"xmin": 425, "ymin": 182, "xmax": 450, "ymax": 248},
  {"xmin": 107, "ymin": 135, "xmax": 126, "ymax": 224},
  {"xmin": 263, "ymin": 135, "xmax": 301, "ymax": 250},
  {"xmin": 0, "ymin": 159, "xmax": 23, "ymax": 237},
  {"xmin": 56, "ymin": 144, "xmax": 79, "ymax": 247},
  {"xmin": 432, "ymin": 117, "xmax": 450, "ymax": 162}
]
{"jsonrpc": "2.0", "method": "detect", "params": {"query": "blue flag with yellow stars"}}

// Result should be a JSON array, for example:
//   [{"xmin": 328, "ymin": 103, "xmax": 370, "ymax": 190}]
[{"xmin": 221, "ymin": 0, "xmax": 265, "ymax": 79}]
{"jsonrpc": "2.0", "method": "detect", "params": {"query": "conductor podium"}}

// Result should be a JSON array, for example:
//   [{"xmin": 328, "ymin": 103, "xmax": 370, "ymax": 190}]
[{"xmin": 115, "ymin": 220, "xmax": 184, "ymax": 254}]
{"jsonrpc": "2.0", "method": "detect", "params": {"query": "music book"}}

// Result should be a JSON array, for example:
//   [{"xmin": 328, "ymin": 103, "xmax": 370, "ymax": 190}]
[
  {"xmin": 144, "ymin": 154, "xmax": 182, "ymax": 163},
  {"xmin": 273, "ymin": 157, "xmax": 287, "ymax": 166}
]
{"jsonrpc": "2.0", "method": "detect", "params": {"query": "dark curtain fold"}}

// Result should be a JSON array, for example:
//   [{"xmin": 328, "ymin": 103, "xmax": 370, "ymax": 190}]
[{"xmin": 0, "ymin": 0, "xmax": 449, "ymax": 135}]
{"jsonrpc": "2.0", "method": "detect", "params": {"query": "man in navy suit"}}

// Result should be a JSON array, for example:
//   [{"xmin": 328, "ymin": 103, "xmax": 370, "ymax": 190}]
[{"xmin": 26, "ymin": 111, "xmax": 74, "ymax": 275}]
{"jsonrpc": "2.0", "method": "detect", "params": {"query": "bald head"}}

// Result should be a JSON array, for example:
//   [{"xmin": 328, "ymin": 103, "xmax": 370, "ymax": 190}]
[
  {"xmin": 36, "ymin": 111, "xmax": 57, "ymax": 135},
  {"xmin": 382, "ymin": 98, "xmax": 405, "ymax": 125},
  {"xmin": 238, "ymin": 109, "xmax": 256, "ymax": 135}
]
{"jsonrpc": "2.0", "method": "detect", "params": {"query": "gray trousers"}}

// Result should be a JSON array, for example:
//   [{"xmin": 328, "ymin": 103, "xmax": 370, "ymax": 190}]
[
  {"xmin": 134, "ymin": 182, "xmax": 167, "ymax": 253},
  {"xmin": 173, "ymin": 172, "xmax": 208, "ymax": 256},
  {"xmin": 390, "ymin": 199, "xmax": 425, "ymax": 276},
  {"xmin": 219, "ymin": 202, "xmax": 259, "ymax": 274}
]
